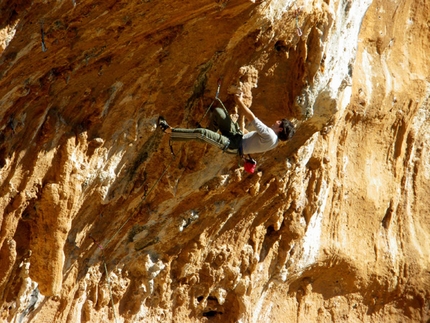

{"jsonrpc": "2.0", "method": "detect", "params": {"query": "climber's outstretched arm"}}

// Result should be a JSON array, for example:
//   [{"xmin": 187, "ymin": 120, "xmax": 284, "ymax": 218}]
[{"xmin": 234, "ymin": 94, "xmax": 256, "ymax": 123}]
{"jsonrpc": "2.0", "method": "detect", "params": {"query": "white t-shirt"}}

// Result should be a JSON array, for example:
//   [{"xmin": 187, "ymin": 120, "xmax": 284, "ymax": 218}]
[{"xmin": 241, "ymin": 118, "xmax": 278, "ymax": 154}]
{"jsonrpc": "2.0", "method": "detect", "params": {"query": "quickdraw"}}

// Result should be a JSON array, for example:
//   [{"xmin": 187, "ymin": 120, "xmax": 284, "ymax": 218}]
[
  {"xmin": 294, "ymin": 7, "xmax": 303, "ymax": 37},
  {"xmin": 40, "ymin": 20, "xmax": 48, "ymax": 52}
]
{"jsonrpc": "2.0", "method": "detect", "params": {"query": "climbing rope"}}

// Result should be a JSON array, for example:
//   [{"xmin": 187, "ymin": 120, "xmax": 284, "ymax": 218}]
[
  {"xmin": 198, "ymin": 77, "xmax": 223, "ymax": 126},
  {"xmin": 197, "ymin": 77, "xmax": 237, "ymax": 130}
]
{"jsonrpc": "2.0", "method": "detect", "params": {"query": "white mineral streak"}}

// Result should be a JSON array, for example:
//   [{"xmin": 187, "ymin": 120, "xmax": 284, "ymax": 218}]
[
  {"xmin": 298, "ymin": 179, "xmax": 329, "ymax": 269},
  {"xmin": 297, "ymin": 0, "xmax": 373, "ymax": 118},
  {"xmin": 0, "ymin": 20, "xmax": 18, "ymax": 52}
]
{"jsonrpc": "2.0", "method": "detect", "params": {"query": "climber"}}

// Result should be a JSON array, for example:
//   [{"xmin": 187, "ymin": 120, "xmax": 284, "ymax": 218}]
[{"xmin": 157, "ymin": 92, "xmax": 296, "ymax": 156}]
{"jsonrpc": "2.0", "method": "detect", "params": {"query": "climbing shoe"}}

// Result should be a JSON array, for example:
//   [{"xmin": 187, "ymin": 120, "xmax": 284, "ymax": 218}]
[{"xmin": 157, "ymin": 116, "xmax": 170, "ymax": 132}]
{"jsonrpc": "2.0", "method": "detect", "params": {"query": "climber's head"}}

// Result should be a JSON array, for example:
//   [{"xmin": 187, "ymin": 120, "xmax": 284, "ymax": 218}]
[{"xmin": 272, "ymin": 119, "xmax": 296, "ymax": 141}]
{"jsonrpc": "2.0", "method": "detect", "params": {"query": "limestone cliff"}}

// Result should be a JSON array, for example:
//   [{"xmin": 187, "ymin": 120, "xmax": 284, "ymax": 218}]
[{"xmin": 0, "ymin": 0, "xmax": 429, "ymax": 322}]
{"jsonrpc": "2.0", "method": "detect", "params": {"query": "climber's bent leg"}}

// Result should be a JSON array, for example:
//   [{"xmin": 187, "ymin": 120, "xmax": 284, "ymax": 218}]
[{"xmin": 170, "ymin": 128, "xmax": 230, "ymax": 151}]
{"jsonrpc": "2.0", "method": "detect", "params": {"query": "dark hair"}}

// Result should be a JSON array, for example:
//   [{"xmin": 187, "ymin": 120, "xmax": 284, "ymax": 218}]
[{"xmin": 278, "ymin": 119, "xmax": 296, "ymax": 141}]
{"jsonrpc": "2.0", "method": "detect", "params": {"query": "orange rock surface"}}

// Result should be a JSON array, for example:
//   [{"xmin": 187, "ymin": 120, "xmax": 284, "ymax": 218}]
[{"xmin": 0, "ymin": 0, "xmax": 429, "ymax": 322}]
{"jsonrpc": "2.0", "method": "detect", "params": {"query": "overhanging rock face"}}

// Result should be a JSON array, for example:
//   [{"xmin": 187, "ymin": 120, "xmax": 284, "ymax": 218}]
[{"xmin": 1, "ymin": 0, "xmax": 430, "ymax": 322}]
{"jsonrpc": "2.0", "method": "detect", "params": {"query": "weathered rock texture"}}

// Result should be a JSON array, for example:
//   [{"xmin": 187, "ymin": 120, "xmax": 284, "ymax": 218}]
[{"xmin": 1, "ymin": 0, "xmax": 429, "ymax": 322}]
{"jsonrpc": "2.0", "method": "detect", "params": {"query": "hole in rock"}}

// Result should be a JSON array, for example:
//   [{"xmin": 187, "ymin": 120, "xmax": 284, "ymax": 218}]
[
  {"xmin": 197, "ymin": 296, "xmax": 204, "ymax": 302},
  {"xmin": 203, "ymin": 310, "xmax": 222, "ymax": 317},
  {"xmin": 274, "ymin": 40, "xmax": 288, "ymax": 52},
  {"xmin": 266, "ymin": 225, "xmax": 276, "ymax": 236}
]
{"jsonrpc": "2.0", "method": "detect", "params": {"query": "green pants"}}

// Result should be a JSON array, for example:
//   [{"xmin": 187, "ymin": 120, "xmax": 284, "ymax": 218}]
[{"xmin": 171, "ymin": 107, "xmax": 243, "ymax": 152}]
